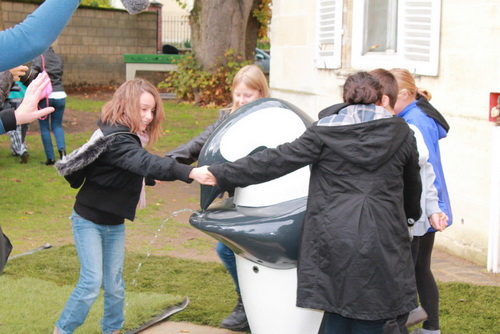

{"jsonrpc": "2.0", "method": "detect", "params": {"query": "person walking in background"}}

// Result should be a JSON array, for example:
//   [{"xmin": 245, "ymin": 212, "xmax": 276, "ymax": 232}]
[
  {"xmin": 6, "ymin": 82, "xmax": 30, "ymax": 163},
  {"xmin": 166, "ymin": 64, "xmax": 270, "ymax": 332},
  {"xmin": 29, "ymin": 43, "xmax": 67, "ymax": 165},
  {"xmin": 197, "ymin": 72, "xmax": 423, "ymax": 334},
  {"xmin": 1, "ymin": 67, "xmax": 30, "ymax": 163},
  {"xmin": 390, "ymin": 68, "xmax": 452, "ymax": 334},
  {"xmin": 0, "ymin": 71, "xmax": 54, "ymax": 134},
  {"xmin": 53, "ymin": 79, "xmax": 212, "ymax": 334}
]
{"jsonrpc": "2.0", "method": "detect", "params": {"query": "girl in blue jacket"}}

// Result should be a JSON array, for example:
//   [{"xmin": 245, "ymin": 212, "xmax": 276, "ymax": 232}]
[{"xmin": 391, "ymin": 68, "xmax": 452, "ymax": 334}]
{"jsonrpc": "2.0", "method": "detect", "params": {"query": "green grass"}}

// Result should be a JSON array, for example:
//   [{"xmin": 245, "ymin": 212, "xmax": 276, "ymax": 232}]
[
  {"xmin": 66, "ymin": 96, "xmax": 108, "ymax": 114},
  {"xmin": 0, "ymin": 276, "xmax": 184, "ymax": 334},
  {"xmin": 436, "ymin": 283, "xmax": 500, "ymax": 333},
  {"xmin": 1, "ymin": 97, "xmax": 499, "ymax": 333},
  {"xmin": 2, "ymin": 245, "xmax": 235, "ymax": 333}
]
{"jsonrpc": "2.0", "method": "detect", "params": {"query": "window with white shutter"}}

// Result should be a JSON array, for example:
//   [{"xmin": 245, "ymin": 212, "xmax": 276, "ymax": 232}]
[
  {"xmin": 351, "ymin": 0, "xmax": 441, "ymax": 76},
  {"xmin": 316, "ymin": 0, "xmax": 343, "ymax": 69}
]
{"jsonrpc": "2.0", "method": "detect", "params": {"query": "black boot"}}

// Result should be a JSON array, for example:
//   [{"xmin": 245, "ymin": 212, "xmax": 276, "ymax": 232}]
[
  {"xmin": 20, "ymin": 151, "xmax": 29, "ymax": 164},
  {"xmin": 220, "ymin": 295, "xmax": 249, "ymax": 331},
  {"xmin": 41, "ymin": 159, "xmax": 55, "ymax": 166},
  {"xmin": 58, "ymin": 149, "xmax": 66, "ymax": 160}
]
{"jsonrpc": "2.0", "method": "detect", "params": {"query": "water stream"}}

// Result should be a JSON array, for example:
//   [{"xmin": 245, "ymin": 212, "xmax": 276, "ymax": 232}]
[{"xmin": 125, "ymin": 208, "xmax": 201, "ymax": 312}]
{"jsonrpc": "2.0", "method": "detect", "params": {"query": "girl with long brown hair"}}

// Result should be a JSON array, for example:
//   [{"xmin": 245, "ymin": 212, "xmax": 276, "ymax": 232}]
[{"xmin": 53, "ymin": 79, "xmax": 212, "ymax": 334}]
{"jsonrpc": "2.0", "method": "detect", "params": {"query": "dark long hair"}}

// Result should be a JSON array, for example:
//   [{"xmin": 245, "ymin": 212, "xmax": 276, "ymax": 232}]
[{"xmin": 342, "ymin": 72, "xmax": 383, "ymax": 105}]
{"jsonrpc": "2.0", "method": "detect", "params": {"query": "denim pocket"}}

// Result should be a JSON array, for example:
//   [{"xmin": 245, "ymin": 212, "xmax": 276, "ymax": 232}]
[{"xmin": 70, "ymin": 210, "xmax": 81, "ymax": 222}]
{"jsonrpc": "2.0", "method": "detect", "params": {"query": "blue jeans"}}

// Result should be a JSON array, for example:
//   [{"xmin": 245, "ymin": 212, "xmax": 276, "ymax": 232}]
[
  {"xmin": 56, "ymin": 212, "xmax": 125, "ymax": 334},
  {"xmin": 216, "ymin": 242, "xmax": 240, "ymax": 293},
  {"xmin": 38, "ymin": 98, "xmax": 66, "ymax": 160}
]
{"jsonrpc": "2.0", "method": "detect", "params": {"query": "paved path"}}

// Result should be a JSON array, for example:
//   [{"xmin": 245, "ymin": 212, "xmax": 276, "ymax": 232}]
[
  {"xmin": 138, "ymin": 247, "xmax": 499, "ymax": 334},
  {"xmin": 431, "ymin": 247, "xmax": 500, "ymax": 286}
]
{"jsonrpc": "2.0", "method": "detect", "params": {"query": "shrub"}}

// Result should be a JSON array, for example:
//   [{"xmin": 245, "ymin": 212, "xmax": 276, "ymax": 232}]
[{"xmin": 159, "ymin": 49, "xmax": 252, "ymax": 107}]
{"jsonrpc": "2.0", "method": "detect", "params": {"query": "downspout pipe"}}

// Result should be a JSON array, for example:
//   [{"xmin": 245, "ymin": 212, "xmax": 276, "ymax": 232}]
[{"xmin": 487, "ymin": 123, "xmax": 500, "ymax": 273}]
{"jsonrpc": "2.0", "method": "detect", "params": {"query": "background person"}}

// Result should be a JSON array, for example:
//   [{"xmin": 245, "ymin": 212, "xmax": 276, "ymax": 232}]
[
  {"xmin": 166, "ymin": 64, "xmax": 270, "ymax": 332},
  {"xmin": 0, "ymin": 72, "xmax": 54, "ymax": 135},
  {"xmin": 1, "ymin": 68, "xmax": 30, "ymax": 163},
  {"xmin": 390, "ymin": 68, "xmax": 452, "ymax": 334},
  {"xmin": 28, "ymin": 43, "xmax": 67, "ymax": 165},
  {"xmin": 6, "ymin": 83, "xmax": 30, "ymax": 164}
]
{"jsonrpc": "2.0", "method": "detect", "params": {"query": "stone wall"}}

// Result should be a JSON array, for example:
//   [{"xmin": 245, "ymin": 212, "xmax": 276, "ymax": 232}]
[{"xmin": 1, "ymin": 1, "xmax": 159, "ymax": 87}]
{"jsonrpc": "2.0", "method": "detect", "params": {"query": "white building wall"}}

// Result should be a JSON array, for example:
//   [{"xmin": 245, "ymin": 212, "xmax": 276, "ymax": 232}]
[
  {"xmin": 269, "ymin": 0, "xmax": 500, "ymax": 267},
  {"xmin": 270, "ymin": 0, "xmax": 344, "ymax": 117}
]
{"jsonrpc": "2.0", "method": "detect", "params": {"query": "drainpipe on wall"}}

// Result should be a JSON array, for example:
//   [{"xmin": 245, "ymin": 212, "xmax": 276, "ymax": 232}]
[{"xmin": 487, "ymin": 95, "xmax": 500, "ymax": 273}]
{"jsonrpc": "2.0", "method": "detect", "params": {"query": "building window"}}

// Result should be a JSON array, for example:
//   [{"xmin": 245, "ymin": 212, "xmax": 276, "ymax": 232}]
[
  {"xmin": 352, "ymin": 0, "xmax": 441, "ymax": 76},
  {"xmin": 316, "ymin": 0, "xmax": 344, "ymax": 69},
  {"xmin": 362, "ymin": 0, "xmax": 398, "ymax": 55}
]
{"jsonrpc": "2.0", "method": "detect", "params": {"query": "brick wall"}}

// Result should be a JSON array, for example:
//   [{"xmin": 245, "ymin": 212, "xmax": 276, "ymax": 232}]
[{"xmin": 1, "ymin": 1, "xmax": 159, "ymax": 87}]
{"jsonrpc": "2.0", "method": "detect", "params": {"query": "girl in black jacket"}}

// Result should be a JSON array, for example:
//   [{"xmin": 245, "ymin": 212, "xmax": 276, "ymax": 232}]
[{"xmin": 53, "ymin": 79, "xmax": 212, "ymax": 334}]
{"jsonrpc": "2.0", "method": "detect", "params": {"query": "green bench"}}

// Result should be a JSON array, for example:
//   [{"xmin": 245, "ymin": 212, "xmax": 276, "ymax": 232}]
[{"xmin": 123, "ymin": 54, "xmax": 184, "ymax": 81}]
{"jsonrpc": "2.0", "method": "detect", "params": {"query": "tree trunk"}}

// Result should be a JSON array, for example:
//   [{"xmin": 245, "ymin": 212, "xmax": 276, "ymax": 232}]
[{"xmin": 190, "ymin": 0, "xmax": 261, "ymax": 70}]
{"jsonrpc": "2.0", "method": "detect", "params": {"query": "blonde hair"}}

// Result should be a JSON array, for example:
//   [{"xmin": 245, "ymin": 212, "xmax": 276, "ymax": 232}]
[
  {"xmin": 230, "ymin": 64, "xmax": 270, "ymax": 112},
  {"xmin": 101, "ymin": 79, "xmax": 165, "ymax": 145},
  {"xmin": 389, "ymin": 68, "xmax": 432, "ymax": 101}
]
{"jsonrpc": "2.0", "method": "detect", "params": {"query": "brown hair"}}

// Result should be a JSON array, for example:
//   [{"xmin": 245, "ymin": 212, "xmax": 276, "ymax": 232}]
[
  {"xmin": 230, "ymin": 64, "xmax": 270, "ymax": 112},
  {"xmin": 343, "ymin": 72, "xmax": 383, "ymax": 105},
  {"xmin": 101, "ymin": 79, "xmax": 164, "ymax": 145},
  {"xmin": 389, "ymin": 68, "xmax": 432, "ymax": 101},
  {"xmin": 369, "ymin": 68, "xmax": 398, "ymax": 109}
]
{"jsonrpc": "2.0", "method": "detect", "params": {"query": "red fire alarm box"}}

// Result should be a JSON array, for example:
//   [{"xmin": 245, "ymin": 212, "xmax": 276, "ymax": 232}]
[{"xmin": 490, "ymin": 92, "xmax": 500, "ymax": 122}]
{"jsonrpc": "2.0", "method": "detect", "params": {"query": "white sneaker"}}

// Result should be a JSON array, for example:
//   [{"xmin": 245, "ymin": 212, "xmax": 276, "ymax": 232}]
[
  {"xmin": 411, "ymin": 328, "xmax": 441, "ymax": 334},
  {"xmin": 406, "ymin": 306, "xmax": 428, "ymax": 326}
]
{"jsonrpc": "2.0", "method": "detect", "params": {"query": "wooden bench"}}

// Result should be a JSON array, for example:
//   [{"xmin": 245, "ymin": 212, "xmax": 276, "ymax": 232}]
[{"xmin": 123, "ymin": 54, "xmax": 184, "ymax": 81}]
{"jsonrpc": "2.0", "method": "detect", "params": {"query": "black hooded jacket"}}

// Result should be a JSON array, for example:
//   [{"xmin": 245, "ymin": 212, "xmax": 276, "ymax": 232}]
[
  {"xmin": 56, "ymin": 121, "xmax": 194, "ymax": 225},
  {"xmin": 209, "ymin": 104, "xmax": 421, "ymax": 320}
]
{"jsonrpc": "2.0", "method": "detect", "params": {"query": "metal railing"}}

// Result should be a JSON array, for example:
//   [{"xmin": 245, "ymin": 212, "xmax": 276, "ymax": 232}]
[{"xmin": 162, "ymin": 15, "xmax": 191, "ymax": 49}]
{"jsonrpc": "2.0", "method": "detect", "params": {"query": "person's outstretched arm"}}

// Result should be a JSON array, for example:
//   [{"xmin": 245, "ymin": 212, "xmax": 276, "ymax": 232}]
[
  {"xmin": 0, "ymin": 0, "xmax": 80, "ymax": 71},
  {"xmin": 209, "ymin": 127, "xmax": 323, "ymax": 191}
]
